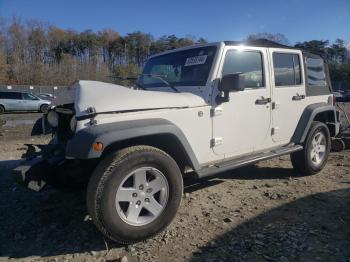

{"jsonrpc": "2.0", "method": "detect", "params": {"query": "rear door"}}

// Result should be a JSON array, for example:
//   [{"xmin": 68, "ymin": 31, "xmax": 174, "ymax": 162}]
[{"xmin": 269, "ymin": 49, "xmax": 306, "ymax": 143}]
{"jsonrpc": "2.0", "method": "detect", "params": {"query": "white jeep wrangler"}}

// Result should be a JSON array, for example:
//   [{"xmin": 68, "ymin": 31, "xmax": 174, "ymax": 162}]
[{"xmin": 13, "ymin": 39, "xmax": 340, "ymax": 244}]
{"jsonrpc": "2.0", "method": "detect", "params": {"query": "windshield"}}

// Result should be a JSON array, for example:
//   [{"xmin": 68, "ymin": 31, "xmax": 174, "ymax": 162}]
[{"xmin": 139, "ymin": 46, "xmax": 217, "ymax": 88}]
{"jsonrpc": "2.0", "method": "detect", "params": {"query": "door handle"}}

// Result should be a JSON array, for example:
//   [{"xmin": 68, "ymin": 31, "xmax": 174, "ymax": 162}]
[
  {"xmin": 292, "ymin": 94, "xmax": 305, "ymax": 101},
  {"xmin": 255, "ymin": 97, "xmax": 271, "ymax": 105}
]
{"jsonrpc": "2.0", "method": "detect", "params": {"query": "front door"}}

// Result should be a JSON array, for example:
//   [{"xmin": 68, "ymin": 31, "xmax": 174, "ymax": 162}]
[
  {"xmin": 212, "ymin": 47, "xmax": 272, "ymax": 159},
  {"xmin": 268, "ymin": 49, "xmax": 306, "ymax": 143}
]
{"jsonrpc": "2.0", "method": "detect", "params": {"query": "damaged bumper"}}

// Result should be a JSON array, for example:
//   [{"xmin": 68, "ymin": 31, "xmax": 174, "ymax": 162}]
[
  {"xmin": 12, "ymin": 156, "xmax": 51, "ymax": 191},
  {"xmin": 11, "ymin": 144, "xmax": 65, "ymax": 191}
]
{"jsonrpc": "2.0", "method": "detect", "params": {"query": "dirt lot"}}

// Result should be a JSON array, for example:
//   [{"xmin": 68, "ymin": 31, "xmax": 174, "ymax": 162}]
[{"xmin": 0, "ymin": 105, "xmax": 350, "ymax": 262}]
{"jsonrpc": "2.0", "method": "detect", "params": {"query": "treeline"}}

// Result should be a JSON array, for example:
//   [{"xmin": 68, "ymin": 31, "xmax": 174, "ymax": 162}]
[
  {"xmin": 0, "ymin": 17, "xmax": 206, "ymax": 86},
  {"xmin": 0, "ymin": 18, "xmax": 349, "ymax": 89}
]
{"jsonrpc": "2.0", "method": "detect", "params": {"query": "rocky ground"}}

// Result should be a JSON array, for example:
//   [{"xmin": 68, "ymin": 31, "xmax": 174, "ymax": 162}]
[{"xmin": 0, "ymin": 104, "xmax": 349, "ymax": 262}]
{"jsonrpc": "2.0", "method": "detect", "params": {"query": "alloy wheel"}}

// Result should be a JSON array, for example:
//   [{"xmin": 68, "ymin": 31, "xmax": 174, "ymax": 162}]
[{"xmin": 115, "ymin": 167, "xmax": 169, "ymax": 226}]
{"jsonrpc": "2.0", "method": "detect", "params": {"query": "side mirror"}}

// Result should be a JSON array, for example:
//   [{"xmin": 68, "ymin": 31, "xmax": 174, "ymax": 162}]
[
  {"xmin": 219, "ymin": 73, "xmax": 245, "ymax": 92},
  {"xmin": 216, "ymin": 73, "xmax": 245, "ymax": 104}
]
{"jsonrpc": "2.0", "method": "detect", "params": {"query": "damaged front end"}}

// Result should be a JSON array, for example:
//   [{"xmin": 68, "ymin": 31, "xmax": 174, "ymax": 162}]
[
  {"xmin": 11, "ymin": 79, "xmax": 205, "ymax": 191},
  {"xmin": 12, "ymin": 102, "xmax": 96, "ymax": 192}
]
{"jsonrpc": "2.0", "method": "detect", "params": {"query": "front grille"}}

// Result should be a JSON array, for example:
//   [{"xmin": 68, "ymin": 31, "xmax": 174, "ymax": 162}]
[
  {"xmin": 54, "ymin": 104, "xmax": 75, "ymax": 143},
  {"xmin": 56, "ymin": 113, "xmax": 73, "ymax": 142}
]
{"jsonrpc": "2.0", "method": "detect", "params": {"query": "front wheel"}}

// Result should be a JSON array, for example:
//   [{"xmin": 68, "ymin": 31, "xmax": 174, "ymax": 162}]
[
  {"xmin": 291, "ymin": 121, "xmax": 331, "ymax": 175},
  {"xmin": 0, "ymin": 105, "xmax": 5, "ymax": 114},
  {"xmin": 87, "ymin": 145, "xmax": 183, "ymax": 244}
]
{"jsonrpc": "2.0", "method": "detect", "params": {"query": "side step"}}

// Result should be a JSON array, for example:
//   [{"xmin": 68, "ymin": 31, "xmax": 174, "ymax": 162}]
[{"xmin": 196, "ymin": 145, "xmax": 303, "ymax": 178}]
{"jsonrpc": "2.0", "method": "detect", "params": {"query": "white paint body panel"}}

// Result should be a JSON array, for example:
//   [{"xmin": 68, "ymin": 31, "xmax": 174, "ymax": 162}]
[
  {"xmin": 79, "ymin": 106, "xmax": 221, "ymax": 165},
  {"xmin": 55, "ymin": 80, "xmax": 207, "ymax": 117}
]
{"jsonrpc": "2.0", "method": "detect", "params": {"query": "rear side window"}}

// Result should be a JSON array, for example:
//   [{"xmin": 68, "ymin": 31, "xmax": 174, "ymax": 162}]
[
  {"xmin": 273, "ymin": 53, "xmax": 301, "ymax": 86},
  {"xmin": 222, "ymin": 50, "xmax": 264, "ymax": 88},
  {"xmin": 306, "ymin": 57, "xmax": 327, "ymax": 87},
  {"xmin": 0, "ymin": 92, "xmax": 22, "ymax": 99}
]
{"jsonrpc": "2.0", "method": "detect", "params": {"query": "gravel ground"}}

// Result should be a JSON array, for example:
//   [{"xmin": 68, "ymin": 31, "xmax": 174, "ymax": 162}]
[{"xmin": 0, "ymin": 105, "xmax": 349, "ymax": 262}]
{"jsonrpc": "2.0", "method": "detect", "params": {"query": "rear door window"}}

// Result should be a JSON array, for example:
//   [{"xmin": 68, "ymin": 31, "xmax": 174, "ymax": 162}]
[{"xmin": 273, "ymin": 53, "xmax": 302, "ymax": 86}]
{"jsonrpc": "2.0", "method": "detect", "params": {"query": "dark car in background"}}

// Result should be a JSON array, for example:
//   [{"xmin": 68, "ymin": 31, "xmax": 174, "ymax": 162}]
[
  {"xmin": 343, "ymin": 91, "xmax": 350, "ymax": 102},
  {"xmin": 0, "ymin": 91, "xmax": 51, "ymax": 113},
  {"xmin": 334, "ymin": 90, "xmax": 350, "ymax": 102}
]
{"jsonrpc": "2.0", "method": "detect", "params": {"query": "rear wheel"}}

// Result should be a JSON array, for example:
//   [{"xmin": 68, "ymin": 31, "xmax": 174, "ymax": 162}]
[
  {"xmin": 291, "ymin": 121, "xmax": 331, "ymax": 175},
  {"xmin": 87, "ymin": 145, "xmax": 183, "ymax": 244},
  {"xmin": 40, "ymin": 104, "xmax": 49, "ymax": 113},
  {"xmin": 0, "ymin": 105, "xmax": 5, "ymax": 114}
]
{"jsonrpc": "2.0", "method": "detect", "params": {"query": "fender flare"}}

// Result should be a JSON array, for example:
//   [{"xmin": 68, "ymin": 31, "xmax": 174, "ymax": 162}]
[
  {"xmin": 65, "ymin": 118, "xmax": 200, "ymax": 170},
  {"xmin": 291, "ymin": 103, "xmax": 339, "ymax": 144}
]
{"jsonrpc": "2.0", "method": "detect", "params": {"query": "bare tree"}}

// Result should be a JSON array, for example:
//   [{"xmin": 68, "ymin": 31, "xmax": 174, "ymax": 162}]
[{"xmin": 0, "ymin": 16, "xmax": 204, "ymax": 85}]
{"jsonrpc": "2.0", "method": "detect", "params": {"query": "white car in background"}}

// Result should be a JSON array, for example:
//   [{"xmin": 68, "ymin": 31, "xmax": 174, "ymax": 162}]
[{"xmin": 0, "ymin": 91, "xmax": 51, "ymax": 113}]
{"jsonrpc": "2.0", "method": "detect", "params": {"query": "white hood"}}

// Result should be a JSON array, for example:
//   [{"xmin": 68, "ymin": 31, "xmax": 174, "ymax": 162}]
[{"xmin": 53, "ymin": 80, "xmax": 206, "ymax": 117}]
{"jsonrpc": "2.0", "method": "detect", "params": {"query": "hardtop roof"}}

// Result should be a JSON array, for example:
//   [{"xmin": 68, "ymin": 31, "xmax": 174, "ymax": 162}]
[
  {"xmin": 149, "ymin": 39, "xmax": 323, "ymax": 60},
  {"xmin": 224, "ymin": 39, "xmax": 296, "ymax": 49},
  {"xmin": 224, "ymin": 39, "xmax": 323, "ymax": 59}
]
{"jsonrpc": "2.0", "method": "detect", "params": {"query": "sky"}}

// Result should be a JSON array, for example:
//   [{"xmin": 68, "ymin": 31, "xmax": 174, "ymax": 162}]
[{"xmin": 0, "ymin": 0, "xmax": 349, "ymax": 45}]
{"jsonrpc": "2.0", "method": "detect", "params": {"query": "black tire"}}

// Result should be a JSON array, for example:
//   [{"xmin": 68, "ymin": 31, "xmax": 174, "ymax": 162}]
[
  {"xmin": 40, "ymin": 104, "xmax": 49, "ymax": 113},
  {"xmin": 87, "ymin": 145, "xmax": 183, "ymax": 244},
  {"xmin": 291, "ymin": 121, "xmax": 331, "ymax": 175},
  {"xmin": 0, "ymin": 105, "xmax": 5, "ymax": 114}
]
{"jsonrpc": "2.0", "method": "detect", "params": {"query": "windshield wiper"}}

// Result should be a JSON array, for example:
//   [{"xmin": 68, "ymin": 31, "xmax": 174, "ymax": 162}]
[
  {"xmin": 106, "ymin": 75, "xmax": 146, "ymax": 90},
  {"xmin": 140, "ymin": 74, "xmax": 179, "ymax": 93},
  {"xmin": 107, "ymin": 74, "xmax": 179, "ymax": 92},
  {"xmin": 134, "ymin": 81, "xmax": 146, "ymax": 90}
]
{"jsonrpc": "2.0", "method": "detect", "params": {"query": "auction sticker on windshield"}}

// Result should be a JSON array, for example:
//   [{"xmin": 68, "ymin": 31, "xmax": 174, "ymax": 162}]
[{"xmin": 184, "ymin": 55, "xmax": 207, "ymax": 66}]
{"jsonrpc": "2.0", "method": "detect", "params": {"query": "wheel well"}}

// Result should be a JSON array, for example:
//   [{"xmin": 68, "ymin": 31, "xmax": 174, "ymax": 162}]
[
  {"xmin": 313, "ymin": 110, "xmax": 336, "ymax": 137},
  {"xmin": 102, "ymin": 134, "xmax": 194, "ymax": 172},
  {"xmin": 40, "ymin": 104, "xmax": 49, "ymax": 112},
  {"xmin": 0, "ymin": 104, "xmax": 5, "ymax": 109}
]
